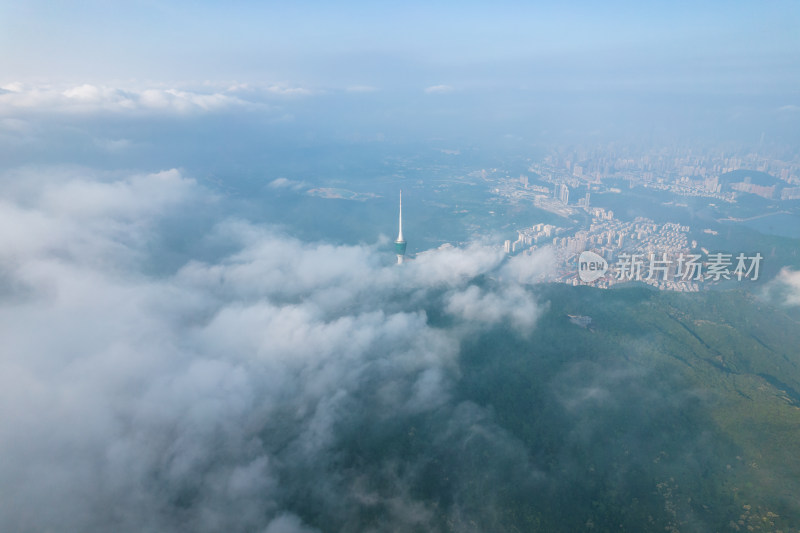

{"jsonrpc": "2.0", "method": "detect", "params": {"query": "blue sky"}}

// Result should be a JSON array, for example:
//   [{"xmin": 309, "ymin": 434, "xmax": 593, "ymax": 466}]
[
  {"xmin": 2, "ymin": 1, "xmax": 798, "ymax": 92},
  {"xmin": 0, "ymin": 1, "xmax": 798, "ymax": 146}
]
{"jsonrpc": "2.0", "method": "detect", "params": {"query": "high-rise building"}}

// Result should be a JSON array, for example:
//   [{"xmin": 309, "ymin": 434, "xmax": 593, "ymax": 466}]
[
  {"xmin": 395, "ymin": 190, "xmax": 407, "ymax": 264},
  {"xmin": 559, "ymin": 184, "xmax": 569, "ymax": 204}
]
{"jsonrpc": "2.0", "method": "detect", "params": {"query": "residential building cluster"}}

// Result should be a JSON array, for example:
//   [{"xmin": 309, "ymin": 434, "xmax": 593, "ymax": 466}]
[
  {"xmin": 505, "ymin": 212, "xmax": 701, "ymax": 292},
  {"xmin": 555, "ymin": 215, "xmax": 699, "ymax": 292}
]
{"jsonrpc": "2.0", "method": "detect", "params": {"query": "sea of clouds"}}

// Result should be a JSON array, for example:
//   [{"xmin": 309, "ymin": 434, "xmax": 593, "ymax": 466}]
[{"xmin": 0, "ymin": 166, "xmax": 554, "ymax": 532}]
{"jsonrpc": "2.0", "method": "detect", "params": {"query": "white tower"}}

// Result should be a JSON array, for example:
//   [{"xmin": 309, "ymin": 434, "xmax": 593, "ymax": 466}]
[{"xmin": 394, "ymin": 190, "xmax": 407, "ymax": 264}]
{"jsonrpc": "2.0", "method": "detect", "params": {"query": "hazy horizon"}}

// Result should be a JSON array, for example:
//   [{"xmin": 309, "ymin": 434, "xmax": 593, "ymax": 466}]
[{"xmin": 2, "ymin": 1, "xmax": 799, "ymax": 148}]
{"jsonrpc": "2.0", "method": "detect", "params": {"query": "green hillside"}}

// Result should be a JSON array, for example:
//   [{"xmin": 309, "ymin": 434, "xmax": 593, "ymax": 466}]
[
  {"xmin": 453, "ymin": 284, "xmax": 800, "ymax": 531},
  {"xmin": 283, "ymin": 283, "xmax": 800, "ymax": 532}
]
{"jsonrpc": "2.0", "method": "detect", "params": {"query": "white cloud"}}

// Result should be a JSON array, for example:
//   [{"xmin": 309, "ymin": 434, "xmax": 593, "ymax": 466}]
[
  {"xmin": 264, "ymin": 513, "xmax": 321, "ymax": 533},
  {"xmin": 501, "ymin": 246, "xmax": 556, "ymax": 284},
  {"xmin": 268, "ymin": 177, "xmax": 307, "ymax": 190},
  {"xmin": 769, "ymin": 267, "xmax": 800, "ymax": 306},
  {"xmin": 0, "ymin": 83, "xmax": 260, "ymax": 115},
  {"xmin": 0, "ymin": 82, "xmax": 24, "ymax": 93},
  {"xmin": 410, "ymin": 243, "xmax": 504, "ymax": 286},
  {"xmin": 265, "ymin": 84, "xmax": 313, "ymax": 96},
  {"xmin": 0, "ymin": 167, "xmax": 200, "ymax": 269},
  {"xmin": 424, "ymin": 84, "xmax": 454, "ymax": 94},
  {"xmin": 0, "ymin": 165, "xmax": 546, "ymax": 531},
  {"xmin": 446, "ymin": 284, "xmax": 543, "ymax": 332}
]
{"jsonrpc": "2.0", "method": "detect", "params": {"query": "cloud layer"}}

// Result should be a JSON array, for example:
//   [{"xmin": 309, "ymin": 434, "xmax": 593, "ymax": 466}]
[
  {"xmin": 0, "ymin": 166, "xmax": 550, "ymax": 532},
  {"xmin": 767, "ymin": 267, "xmax": 800, "ymax": 306},
  {"xmin": 0, "ymin": 83, "xmax": 264, "ymax": 115}
]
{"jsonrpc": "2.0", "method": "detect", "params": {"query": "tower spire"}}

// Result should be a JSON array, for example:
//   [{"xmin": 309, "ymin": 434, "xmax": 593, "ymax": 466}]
[
  {"xmin": 397, "ymin": 189, "xmax": 404, "ymax": 242},
  {"xmin": 394, "ymin": 190, "xmax": 407, "ymax": 264}
]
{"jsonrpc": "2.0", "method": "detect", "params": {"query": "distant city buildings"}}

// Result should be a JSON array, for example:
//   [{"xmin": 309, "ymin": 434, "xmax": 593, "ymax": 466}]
[
  {"xmin": 556, "ymin": 183, "xmax": 569, "ymax": 204},
  {"xmin": 519, "ymin": 145, "xmax": 800, "ymax": 207},
  {"xmin": 730, "ymin": 175, "xmax": 777, "ymax": 199},
  {"xmin": 550, "ymin": 214, "xmax": 700, "ymax": 291},
  {"xmin": 507, "ymin": 223, "xmax": 560, "ymax": 254},
  {"xmin": 483, "ymin": 143, "xmax": 792, "ymax": 291},
  {"xmin": 782, "ymin": 187, "xmax": 800, "ymax": 200},
  {"xmin": 534, "ymin": 146, "xmax": 800, "ymax": 187},
  {"xmin": 503, "ymin": 212, "xmax": 701, "ymax": 292}
]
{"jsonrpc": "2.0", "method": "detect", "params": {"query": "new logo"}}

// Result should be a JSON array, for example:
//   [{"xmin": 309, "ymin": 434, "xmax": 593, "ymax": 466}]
[{"xmin": 578, "ymin": 251, "xmax": 608, "ymax": 282}]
